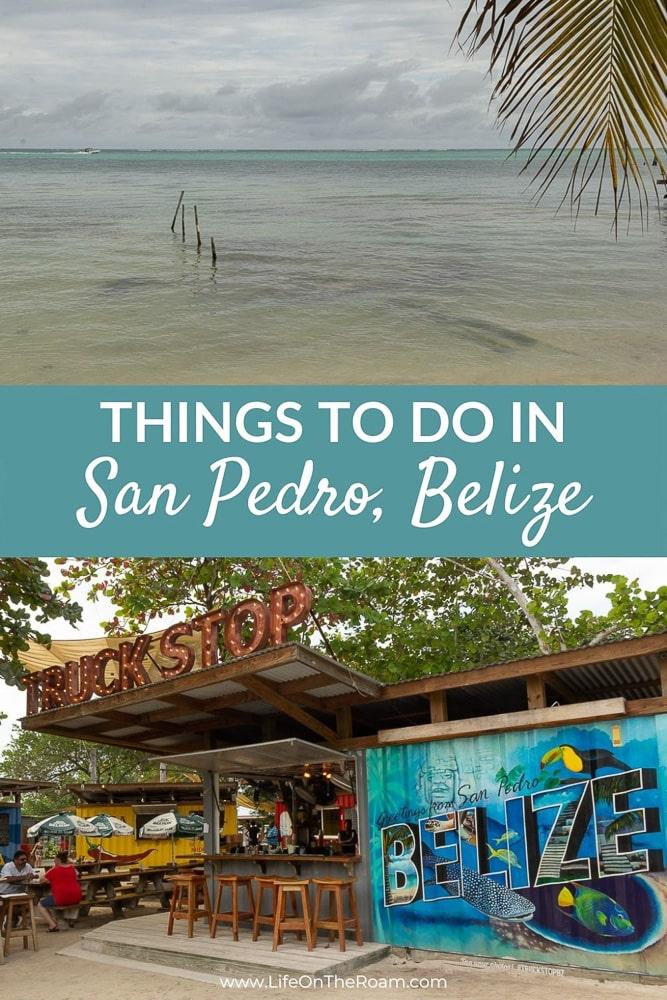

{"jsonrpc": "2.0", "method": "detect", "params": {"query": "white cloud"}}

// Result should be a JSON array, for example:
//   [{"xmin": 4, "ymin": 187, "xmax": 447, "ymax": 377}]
[{"xmin": 0, "ymin": 1, "xmax": 498, "ymax": 148}]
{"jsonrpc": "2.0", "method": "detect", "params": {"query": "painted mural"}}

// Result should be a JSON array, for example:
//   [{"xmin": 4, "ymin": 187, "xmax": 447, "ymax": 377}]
[{"xmin": 366, "ymin": 713, "xmax": 667, "ymax": 977}]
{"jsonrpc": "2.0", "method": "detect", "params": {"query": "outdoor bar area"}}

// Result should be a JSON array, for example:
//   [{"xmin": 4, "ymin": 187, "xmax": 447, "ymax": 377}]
[{"xmin": 15, "ymin": 583, "xmax": 667, "ymax": 982}]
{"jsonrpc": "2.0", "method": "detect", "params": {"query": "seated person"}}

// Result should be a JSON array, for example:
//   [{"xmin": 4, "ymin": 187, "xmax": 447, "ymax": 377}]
[
  {"xmin": 338, "ymin": 819, "xmax": 358, "ymax": 855},
  {"xmin": 36, "ymin": 851, "xmax": 82, "ymax": 932},
  {"xmin": 0, "ymin": 849, "xmax": 36, "ymax": 897}
]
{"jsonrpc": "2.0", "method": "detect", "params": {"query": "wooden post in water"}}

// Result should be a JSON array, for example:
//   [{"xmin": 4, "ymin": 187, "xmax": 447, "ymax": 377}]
[
  {"xmin": 181, "ymin": 204, "xmax": 185, "ymax": 241},
  {"xmin": 210, "ymin": 237, "xmax": 217, "ymax": 265},
  {"xmin": 194, "ymin": 205, "xmax": 202, "ymax": 250},
  {"xmin": 170, "ymin": 190, "xmax": 184, "ymax": 232}
]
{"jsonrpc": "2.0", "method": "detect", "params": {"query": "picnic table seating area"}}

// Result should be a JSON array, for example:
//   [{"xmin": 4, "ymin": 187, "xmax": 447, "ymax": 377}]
[
  {"xmin": 75, "ymin": 863, "xmax": 201, "ymax": 918},
  {"xmin": 3, "ymin": 862, "xmax": 201, "ymax": 929}
]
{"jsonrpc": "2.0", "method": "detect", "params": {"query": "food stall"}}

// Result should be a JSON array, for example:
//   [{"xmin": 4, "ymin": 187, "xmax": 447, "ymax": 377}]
[
  {"xmin": 156, "ymin": 738, "xmax": 364, "ymax": 883},
  {"xmin": 17, "ymin": 580, "xmax": 667, "ymax": 980}
]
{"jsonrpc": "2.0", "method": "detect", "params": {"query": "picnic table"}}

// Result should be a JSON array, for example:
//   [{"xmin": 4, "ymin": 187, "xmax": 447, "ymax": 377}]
[
  {"xmin": 73, "ymin": 859, "xmax": 118, "ymax": 874},
  {"xmin": 8, "ymin": 864, "xmax": 197, "ymax": 920},
  {"xmin": 77, "ymin": 863, "xmax": 199, "ymax": 918}
]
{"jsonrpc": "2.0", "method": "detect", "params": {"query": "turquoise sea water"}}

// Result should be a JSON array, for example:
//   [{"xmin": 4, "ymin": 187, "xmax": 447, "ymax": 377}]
[{"xmin": 1, "ymin": 149, "xmax": 665, "ymax": 384}]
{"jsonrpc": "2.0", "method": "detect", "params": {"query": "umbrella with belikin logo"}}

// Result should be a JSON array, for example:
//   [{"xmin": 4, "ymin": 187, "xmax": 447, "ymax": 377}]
[
  {"xmin": 27, "ymin": 813, "xmax": 98, "ymax": 838},
  {"xmin": 139, "ymin": 811, "xmax": 205, "ymax": 838},
  {"xmin": 139, "ymin": 810, "xmax": 205, "ymax": 863},
  {"xmin": 87, "ymin": 814, "xmax": 135, "ymax": 838}
]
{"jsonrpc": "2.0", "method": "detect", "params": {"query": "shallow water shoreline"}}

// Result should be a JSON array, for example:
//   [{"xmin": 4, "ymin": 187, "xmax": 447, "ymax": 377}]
[{"xmin": 1, "ymin": 150, "xmax": 665, "ymax": 385}]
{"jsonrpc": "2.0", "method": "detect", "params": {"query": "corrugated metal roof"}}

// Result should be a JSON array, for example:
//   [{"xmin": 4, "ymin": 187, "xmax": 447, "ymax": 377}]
[
  {"xmin": 154, "ymin": 738, "xmax": 350, "ymax": 775},
  {"xmin": 186, "ymin": 680, "xmax": 246, "ymax": 699},
  {"xmin": 556, "ymin": 656, "xmax": 661, "ymax": 701},
  {"xmin": 385, "ymin": 632, "xmax": 667, "ymax": 693},
  {"xmin": 261, "ymin": 663, "xmax": 318, "ymax": 683},
  {"xmin": 308, "ymin": 682, "xmax": 354, "ymax": 699}
]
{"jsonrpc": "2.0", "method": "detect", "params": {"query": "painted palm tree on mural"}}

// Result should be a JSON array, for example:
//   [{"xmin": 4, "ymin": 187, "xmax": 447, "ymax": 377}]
[{"xmin": 455, "ymin": 0, "xmax": 667, "ymax": 231}]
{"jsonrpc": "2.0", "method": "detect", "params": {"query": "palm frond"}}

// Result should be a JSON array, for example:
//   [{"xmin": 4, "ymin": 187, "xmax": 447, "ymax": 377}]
[{"xmin": 456, "ymin": 0, "xmax": 667, "ymax": 232}]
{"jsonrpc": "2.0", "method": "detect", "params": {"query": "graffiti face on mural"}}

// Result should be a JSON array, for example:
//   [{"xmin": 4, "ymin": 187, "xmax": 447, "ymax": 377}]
[{"xmin": 416, "ymin": 753, "xmax": 460, "ymax": 812}]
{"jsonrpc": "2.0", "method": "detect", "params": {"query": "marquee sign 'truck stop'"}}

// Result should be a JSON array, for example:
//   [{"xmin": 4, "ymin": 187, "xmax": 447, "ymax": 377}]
[{"xmin": 24, "ymin": 581, "xmax": 313, "ymax": 715}]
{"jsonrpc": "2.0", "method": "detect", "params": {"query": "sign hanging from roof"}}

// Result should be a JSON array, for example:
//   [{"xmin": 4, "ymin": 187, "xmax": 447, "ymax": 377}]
[{"xmin": 24, "ymin": 581, "xmax": 312, "ymax": 716}]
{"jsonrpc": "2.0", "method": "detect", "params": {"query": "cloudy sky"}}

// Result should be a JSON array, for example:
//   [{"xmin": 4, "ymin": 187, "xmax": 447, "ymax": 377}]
[{"xmin": 0, "ymin": 0, "xmax": 501, "ymax": 148}]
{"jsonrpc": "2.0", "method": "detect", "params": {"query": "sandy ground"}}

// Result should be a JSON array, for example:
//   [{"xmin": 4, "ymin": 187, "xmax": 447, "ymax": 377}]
[{"xmin": 2, "ymin": 903, "xmax": 666, "ymax": 1000}]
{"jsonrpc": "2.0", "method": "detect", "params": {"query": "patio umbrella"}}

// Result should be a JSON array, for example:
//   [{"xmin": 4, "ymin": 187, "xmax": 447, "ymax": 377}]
[
  {"xmin": 139, "ymin": 811, "xmax": 204, "ymax": 863},
  {"xmin": 139, "ymin": 811, "xmax": 204, "ymax": 839},
  {"xmin": 87, "ymin": 814, "xmax": 134, "ymax": 837},
  {"xmin": 27, "ymin": 813, "xmax": 98, "ymax": 838}
]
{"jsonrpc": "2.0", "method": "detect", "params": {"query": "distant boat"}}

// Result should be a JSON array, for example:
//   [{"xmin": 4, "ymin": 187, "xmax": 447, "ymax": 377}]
[{"xmin": 78, "ymin": 147, "xmax": 100, "ymax": 154}]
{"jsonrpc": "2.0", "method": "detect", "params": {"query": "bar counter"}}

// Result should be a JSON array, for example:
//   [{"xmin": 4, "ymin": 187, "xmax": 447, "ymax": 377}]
[{"xmin": 201, "ymin": 852, "xmax": 361, "ymax": 878}]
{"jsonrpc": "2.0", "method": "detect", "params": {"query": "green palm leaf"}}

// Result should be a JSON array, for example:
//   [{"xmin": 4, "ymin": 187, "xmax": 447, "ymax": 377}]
[{"xmin": 456, "ymin": 0, "xmax": 667, "ymax": 232}]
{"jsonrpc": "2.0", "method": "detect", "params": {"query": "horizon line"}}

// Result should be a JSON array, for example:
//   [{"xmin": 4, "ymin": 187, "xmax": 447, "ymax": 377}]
[{"xmin": 0, "ymin": 146, "xmax": 518, "ymax": 153}]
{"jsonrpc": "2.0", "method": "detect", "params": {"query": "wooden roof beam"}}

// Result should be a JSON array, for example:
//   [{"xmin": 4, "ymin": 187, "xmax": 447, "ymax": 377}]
[
  {"xmin": 21, "ymin": 644, "xmax": 371, "ymax": 730},
  {"xmin": 277, "ymin": 674, "xmax": 338, "ymax": 696},
  {"xmin": 240, "ymin": 675, "xmax": 338, "ymax": 744},
  {"xmin": 377, "ymin": 698, "xmax": 628, "ymax": 747},
  {"xmin": 147, "ymin": 690, "xmax": 258, "ymax": 722}
]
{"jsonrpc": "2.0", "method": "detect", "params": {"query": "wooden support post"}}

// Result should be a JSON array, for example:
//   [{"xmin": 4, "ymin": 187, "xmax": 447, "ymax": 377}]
[
  {"xmin": 170, "ymin": 190, "xmax": 184, "ymax": 232},
  {"xmin": 659, "ymin": 655, "xmax": 667, "ymax": 697},
  {"xmin": 526, "ymin": 673, "xmax": 547, "ymax": 710},
  {"xmin": 181, "ymin": 204, "xmax": 185, "ymax": 241},
  {"xmin": 336, "ymin": 706, "xmax": 353, "ymax": 740},
  {"xmin": 210, "ymin": 236, "xmax": 217, "ymax": 265},
  {"xmin": 194, "ymin": 204, "xmax": 202, "ymax": 249},
  {"xmin": 428, "ymin": 690, "xmax": 448, "ymax": 724}
]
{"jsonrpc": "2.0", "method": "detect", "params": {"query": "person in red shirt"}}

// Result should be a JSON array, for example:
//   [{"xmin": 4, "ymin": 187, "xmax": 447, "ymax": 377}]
[{"xmin": 36, "ymin": 851, "xmax": 82, "ymax": 931}]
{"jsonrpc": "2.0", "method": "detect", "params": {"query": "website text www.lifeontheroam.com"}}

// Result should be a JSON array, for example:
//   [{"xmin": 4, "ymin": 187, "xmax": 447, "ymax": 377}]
[{"xmin": 217, "ymin": 974, "xmax": 449, "ymax": 990}]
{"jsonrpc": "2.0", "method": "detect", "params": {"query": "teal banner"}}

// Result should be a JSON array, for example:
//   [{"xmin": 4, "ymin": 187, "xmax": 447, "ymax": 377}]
[{"xmin": 0, "ymin": 387, "xmax": 663, "ymax": 555}]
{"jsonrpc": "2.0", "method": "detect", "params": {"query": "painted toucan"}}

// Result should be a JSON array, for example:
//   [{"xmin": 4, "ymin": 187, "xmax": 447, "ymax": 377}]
[{"xmin": 540, "ymin": 744, "xmax": 629, "ymax": 776}]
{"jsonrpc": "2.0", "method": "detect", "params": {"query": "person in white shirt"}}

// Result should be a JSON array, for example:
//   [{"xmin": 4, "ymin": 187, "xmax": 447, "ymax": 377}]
[{"xmin": 0, "ymin": 850, "xmax": 36, "ymax": 896}]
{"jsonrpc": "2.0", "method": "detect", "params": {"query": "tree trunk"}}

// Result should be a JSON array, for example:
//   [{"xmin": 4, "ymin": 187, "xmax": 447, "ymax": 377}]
[
  {"xmin": 485, "ymin": 558, "xmax": 551, "ymax": 655},
  {"xmin": 88, "ymin": 747, "xmax": 98, "ymax": 783}
]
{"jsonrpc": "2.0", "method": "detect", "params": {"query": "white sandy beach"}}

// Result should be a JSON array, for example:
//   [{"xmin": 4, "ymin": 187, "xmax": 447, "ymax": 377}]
[{"xmin": 2, "ymin": 902, "xmax": 666, "ymax": 1000}]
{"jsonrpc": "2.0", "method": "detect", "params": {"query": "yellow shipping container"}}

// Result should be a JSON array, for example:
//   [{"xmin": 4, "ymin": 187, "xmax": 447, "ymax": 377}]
[{"xmin": 74, "ymin": 801, "xmax": 237, "ymax": 867}]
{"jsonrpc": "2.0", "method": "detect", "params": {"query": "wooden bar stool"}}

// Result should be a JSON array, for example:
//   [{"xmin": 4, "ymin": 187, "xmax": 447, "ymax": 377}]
[
  {"xmin": 211, "ymin": 875, "xmax": 255, "ymax": 941},
  {"xmin": 167, "ymin": 874, "xmax": 211, "ymax": 939},
  {"xmin": 311, "ymin": 878, "xmax": 363, "ymax": 952},
  {"xmin": 272, "ymin": 880, "xmax": 314, "ymax": 951},
  {"xmin": 252, "ymin": 876, "xmax": 300, "ymax": 941},
  {"xmin": 1, "ymin": 894, "xmax": 39, "ymax": 955}
]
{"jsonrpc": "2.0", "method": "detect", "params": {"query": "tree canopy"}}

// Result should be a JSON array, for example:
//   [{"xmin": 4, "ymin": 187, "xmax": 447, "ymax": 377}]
[
  {"xmin": 55, "ymin": 557, "xmax": 667, "ymax": 683},
  {"xmin": 0, "ymin": 727, "xmax": 159, "ymax": 817},
  {"xmin": 0, "ymin": 558, "xmax": 82, "ymax": 688}
]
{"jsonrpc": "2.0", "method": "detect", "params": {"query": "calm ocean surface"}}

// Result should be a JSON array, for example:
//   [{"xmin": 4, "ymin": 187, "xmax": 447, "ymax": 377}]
[{"xmin": 1, "ymin": 149, "xmax": 665, "ymax": 384}]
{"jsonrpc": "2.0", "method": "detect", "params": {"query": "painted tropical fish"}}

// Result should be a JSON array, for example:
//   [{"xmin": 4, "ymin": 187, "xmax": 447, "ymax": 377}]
[
  {"xmin": 494, "ymin": 830, "xmax": 519, "ymax": 845},
  {"xmin": 557, "ymin": 883, "xmax": 634, "ymax": 937},
  {"xmin": 487, "ymin": 843, "xmax": 521, "ymax": 869},
  {"xmin": 540, "ymin": 745, "xmax": 628, "ymax": 777},
  {"xmin": 422, "ymin": 844, "xmax": 534, "ymax": 922}
]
